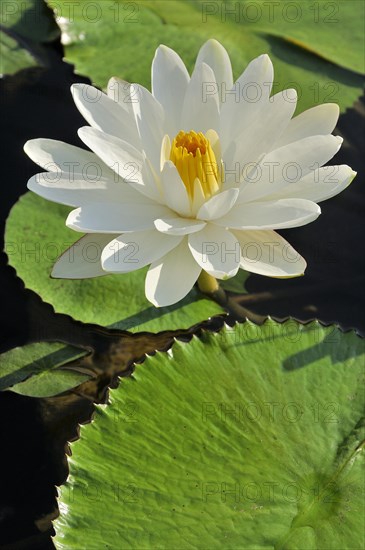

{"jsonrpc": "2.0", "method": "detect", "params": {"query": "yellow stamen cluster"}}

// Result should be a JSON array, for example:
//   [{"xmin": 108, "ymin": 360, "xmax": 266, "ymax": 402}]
[{"xmin": 170, "ymin": 130, "xmax": 221, "ymax": 200}]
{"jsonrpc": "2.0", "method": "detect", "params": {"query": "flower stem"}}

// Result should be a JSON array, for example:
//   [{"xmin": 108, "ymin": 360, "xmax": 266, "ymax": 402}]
[
  {"xmin": 197, "ymin": 271, "xmax": 266, "ymax": 325},
  {"xmin": 197, "ymin": 271, "xmax": 219, "ymax": 294}
]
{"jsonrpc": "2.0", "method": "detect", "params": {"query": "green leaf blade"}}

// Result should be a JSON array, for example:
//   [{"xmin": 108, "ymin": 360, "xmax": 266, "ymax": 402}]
[
  {"xmin": 53, "ymin": 320, "xmax": 365, "ymax": 549},
  {"xmin": 0, "ymin": 341, "xmax": 89, "ymax": 397}
]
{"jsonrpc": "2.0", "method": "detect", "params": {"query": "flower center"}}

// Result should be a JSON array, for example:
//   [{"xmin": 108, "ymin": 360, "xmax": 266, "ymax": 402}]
[{"xmin": 169, "ymin": 130, "xmax": 221, "ymax": 200}]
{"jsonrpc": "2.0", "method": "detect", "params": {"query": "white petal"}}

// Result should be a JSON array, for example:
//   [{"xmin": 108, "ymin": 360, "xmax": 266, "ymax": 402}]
[
  {"xmin": 154, "ymin": 217, "xmax": 206, "ymax": 235},
  {"xmin": 188, "ymin": 224, "xmax": 240, "ymax": 279},
  {"xmin": 195, "ymin": 39, "xmax": 233, "ymax": 96},
  {"xmin": 160, "ymin": 161, "xmax": 191, "ymax": 217},
  {"xmin": 101, "ymin": 230, "xmax": 182, "ymax": 272},
  {"xmin": 152, "ymin": 45, "xmax": 190, "ymax": 137},
  {"xmin": 145, "ymin": 238, "xmax": 201, "ymax": 307},
  {"xmin": 52, "ymin": 234, "xmax": 117, "ymax": 279},
  {"xmin": 275, "ymin": 103, "xmax": 340, "ymax": 149},
  {"xmin": 220, "ymin": 54, "xmax": 273, "ymax": 150},
  {"xmin": 191, "ymin": 178, "xmax": 206, "ymax": 216},
  {"xmin": 138, "ymin": 157, "xmax": 164, "ymax": 202},
  {"xmin": 107, "ymin": 77, "xmax": 138, "ymax": 110},
  {"xmin": 235, "ymin": 53, "xmax": 274, "ymax": 96},
  {"xmin": 27, "ymin": 172, "xmax": 145, "ymax": 207},
  {"xmin": 181, "ymin": 62, "xmax": 220, "ymax": 133},
  {"xmin": 132, "ymin": 84, "xmax": 165, "ymax": 172},
  {"xmin": 24, "ymin": 139, "xmax": 116, "ymax": 179},
  {"xmin": 71, "ymin": 84, "xmax": 140, "ymax": 148},
  {"xmin": 232, "ymin": 229, "xmax": 307, "ymax": 277},
  {"xmin": 66, "ymin": 202, "xmax": 174, "ymax": 233},
  {"xmin": 222, "ymin": 89, "xmax": 298, "ymax": 184},
  {"xmin": 205, "ymin": 129, "xmax": 221, "ymax": 164},
  {"xmin": 264, "ymin": 165, "xmax": 356, "ymax": 203},
  {"xmin": 160, "ymin": 135, "xmax": 171, "ymax": 171},
  {"xmin": 77, "ymin": 127, "xmax": 160, "ymax": 202},
  {"xmin": 197, "ymin": 188, "xmax": 239, "ymax": 221},
  {"xmin": 215, "ymin": 198, "xmax": 321, "ymax": 230},
  {"xmin": 78, "ymin": 126, "xmax": 143, "ymax": 181},
  {"xmin": 238, "ymin": 135, "xmax": 343, "ymax": 203}
]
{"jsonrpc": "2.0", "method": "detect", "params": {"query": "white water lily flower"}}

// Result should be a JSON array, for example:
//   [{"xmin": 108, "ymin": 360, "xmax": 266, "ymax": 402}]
[{"xmin": 25, "ymin": 39, "xmax": 356, "ymax": 307}]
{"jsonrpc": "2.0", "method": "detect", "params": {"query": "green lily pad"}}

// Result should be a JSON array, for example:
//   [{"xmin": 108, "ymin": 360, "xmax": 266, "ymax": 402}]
[
  {"xmin": 243, "ymin": 0, "xmax": 365, "ymax": 75},
  {"xmin": 5, "ymin": 192, "xmax": 224, "ymax": 332},
  {"xmin": 0, "ymin": 341, "xmax": 90, "ymax": 397},
  {"xmin": 0, "ymin": 0, "xmax": 60, "ymax": 75},
  {"xmin": 53, "ymin": 320, "xmax": 365, "ymax": 549},
  {"xmin": 47, "ymin": 0, "xmax": 364, "ymax": 113}
]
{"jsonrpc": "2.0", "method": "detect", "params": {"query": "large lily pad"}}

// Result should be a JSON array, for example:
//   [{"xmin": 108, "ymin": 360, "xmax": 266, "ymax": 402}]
[
  {"xmin": 238, "ymin": 0, "xmax": 364, "ymax": 75},
  {"xmin": 54, "ymin": 320, "xmax": 365, "ymax": 549},
  {"xmin": 0, "ymin": 0, "xmax": 60, "ymax": 75},
  {"xmin": 5, "ymin": 192, "xmax": 224, "ymax": 332},
  {"xmin": 48, "ymin": 0, "xmax": 364, "ymax": 113}
]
